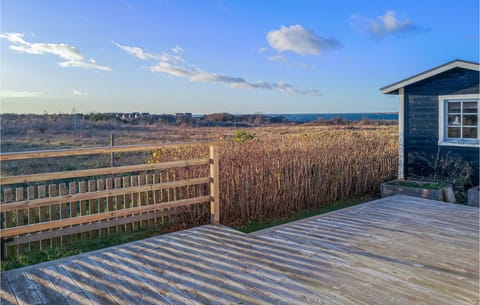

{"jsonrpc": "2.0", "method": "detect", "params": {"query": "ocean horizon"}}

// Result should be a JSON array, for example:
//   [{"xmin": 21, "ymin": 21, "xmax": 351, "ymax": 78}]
[{"xmin": 266, "ymin": 112, "xmax": 398, "ymax": 123}]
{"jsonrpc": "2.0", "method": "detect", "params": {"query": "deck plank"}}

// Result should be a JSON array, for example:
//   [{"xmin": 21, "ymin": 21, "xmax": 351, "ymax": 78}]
[
  {"xmin": 69, "ymin": 258, "xmax": 149, "ymax": 305},
  {"xmin": 29, "ymin": 265, "xmax": 94, "ymax": 305},
  {"xmin": 149, "ymin": 235, "xmax": 321, "ymax": 304},
  {"xmin": 58, "ymin": 262, "xmax": 120, "ymax": 305},
  {"xmin": 2, "ymin": 195, "xmax": 479, "ymax": 305},
  {"xmin": 80, "ymin": 256, "xmax": 167, "ymax": 305},
  {"xmin": 114, "ymin": 244, "xmax": 267, "ymax": 305},
  {"xmin": 1, "ymin": 274, "xmax": 19, "ymax": 305},
  {"xmin": 101, "ymin": 249, "xmax": 207, "ymax": 305},
  {"xmin": 5, "ymin": 271, "xmax": 43, "ymax": 305}
]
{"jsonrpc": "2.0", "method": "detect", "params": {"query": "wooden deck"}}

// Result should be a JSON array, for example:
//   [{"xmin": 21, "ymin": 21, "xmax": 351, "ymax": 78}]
[{"xmin": 1, "ymin": 195, "xmax": 479, "ymax": 305}]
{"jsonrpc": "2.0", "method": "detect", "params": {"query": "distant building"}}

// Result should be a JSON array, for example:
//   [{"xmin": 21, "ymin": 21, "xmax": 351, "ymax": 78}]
[
  {"xmin": 155, "ymin": 114, "xmax": 176, "ymax": 124},
  {"xmin": 175, "ymin": 113, "xmax": 193, "ymax": 123},
  {"xmin": 381, "ymin": 59, "xmax": 479, "ymax": 186}
]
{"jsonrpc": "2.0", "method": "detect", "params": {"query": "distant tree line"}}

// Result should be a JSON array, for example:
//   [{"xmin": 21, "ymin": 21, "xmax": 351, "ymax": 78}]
[
  {"xmin": 0, "ymin": 112, "xmax": 396, "ymax": 136},
  {"xmin": 0, "ymin": 112, "xmax": 289, "ymax": 129}
]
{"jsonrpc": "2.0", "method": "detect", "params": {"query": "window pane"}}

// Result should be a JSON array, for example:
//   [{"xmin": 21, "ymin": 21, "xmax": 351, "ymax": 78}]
[
  {"xmin": 448, "ymin": 115, "xmax": 461, "ymax": 125},
  {"xmin": 463, "ymin": 115, "xmax": 478, "ymax": 126},
  {"xmin": 447, "ymin": 102, "xmax": 461, "ymax": 113},
  {"xmin": 463, "ymin": 127, "xmax": 478, "ymax": 138},
  {"xmin": 447, "ymin": 127, "xmax": 461, "ymax": 138},
  {"xmin": 463, "ymin": 102, "xmax": 478, "ymax": 114}
]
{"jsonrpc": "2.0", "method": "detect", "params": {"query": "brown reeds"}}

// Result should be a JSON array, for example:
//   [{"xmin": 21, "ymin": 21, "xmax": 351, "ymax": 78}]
[{"xmin": 149, "ymin": 127, "xmax": 398, "ymax": 227}]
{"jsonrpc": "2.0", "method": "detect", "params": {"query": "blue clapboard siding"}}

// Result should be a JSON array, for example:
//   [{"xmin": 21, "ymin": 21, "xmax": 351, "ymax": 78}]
[{"xmin": 404, "ymin": 67, "xmax": 479, "ymax": 186}]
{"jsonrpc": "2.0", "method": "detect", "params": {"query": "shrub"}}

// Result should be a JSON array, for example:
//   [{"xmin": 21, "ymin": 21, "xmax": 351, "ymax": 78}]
[{"xmin": 233, "ymin": 130, "xmax": 257, "ymax": 143}]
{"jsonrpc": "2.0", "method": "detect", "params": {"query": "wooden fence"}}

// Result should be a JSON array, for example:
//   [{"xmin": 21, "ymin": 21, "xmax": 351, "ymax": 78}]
[{"xmin": 0, "ymin": 143, "xmax": 220, "ymax": 258}]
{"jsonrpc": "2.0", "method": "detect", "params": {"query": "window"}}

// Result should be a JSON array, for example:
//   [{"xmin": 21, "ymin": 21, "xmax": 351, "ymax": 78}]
[{"xmin": 439, "ymin": 94, "xmax": 479, "ymax": 147}]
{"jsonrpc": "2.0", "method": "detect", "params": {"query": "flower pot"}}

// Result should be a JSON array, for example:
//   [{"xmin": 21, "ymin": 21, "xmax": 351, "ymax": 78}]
[{"xmin": 467, "ymin": 186, "xmax": 479, "ymax": 207}]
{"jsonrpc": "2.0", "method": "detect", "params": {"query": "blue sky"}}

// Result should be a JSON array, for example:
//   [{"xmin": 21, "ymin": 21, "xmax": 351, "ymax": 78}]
[{"xmin": 1, "ymin": 0, "xmax": 478, "ymax": 114}]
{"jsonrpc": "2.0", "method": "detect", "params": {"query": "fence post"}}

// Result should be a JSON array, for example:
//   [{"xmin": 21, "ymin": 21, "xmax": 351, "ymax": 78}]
[
  {"xmin": 110, "ymin": 134, "xmax": 115, "ymax": 167},
  {"xmin": 209, "ymin": 145, "xmax": 220, "ymax": 225}
]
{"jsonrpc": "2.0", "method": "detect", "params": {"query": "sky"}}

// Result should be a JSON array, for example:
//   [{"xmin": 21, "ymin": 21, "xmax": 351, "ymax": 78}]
[{"xmin": 0, "ymin": 0, "xmax": 478, "ymax": 114}]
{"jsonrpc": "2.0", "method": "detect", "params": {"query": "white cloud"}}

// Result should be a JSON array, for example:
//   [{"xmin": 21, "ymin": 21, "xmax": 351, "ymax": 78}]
[
  {"xmin": 351, "ymin": 11, "xmax": 416, "ymax": 37},
  {"xmin": 113, "ymin": 42, "xmax": 160, "ymax": 60},
  {"xmin": 172, "ymin": 45, "xmax": 183, "ymax": 54},
  {"xmin": 0, "ymin": 32, "xmax": 28, "ymax": 45},
  {"xmin": 0, "ymin": 89, "xmax": 43, "ymax": 98},
  {"xmin": 59, "ymin": 60, "xmax": 111, "ymax": 71},
  {"xmin": 114, "ymin": 42, "xmax": 183, "ymax": 64},
  {"xmin": 9, "ymin": 43, "xmax": 83, "ymax": 61},
  {"xmin": 258, "ymin": 47, "xmax": 268, "ymax": 53},
  {"xmin": 0, "ymin": 32, "xmax": 111, "ymax": 71},
  {"xmin": 267, "ymin": 25, "xmax": 341, "ymax": 55},
  {"xmin": 264, "ymin": 47, "xmax": 313, "ymax": 69},
  {"xmin": 72, "ymin": 89, "xmax": 88, "ymax": 96},
  {"xmin": 159, "ymin": 53, "xmax": 184, "ymax": 64},
  {"xmin": 268, "ymin": 54, "xmax": 287, "ymax": 62},
  {"xmin": 117, "ymin": 43, "xmax": 319, "ymax": 96}
]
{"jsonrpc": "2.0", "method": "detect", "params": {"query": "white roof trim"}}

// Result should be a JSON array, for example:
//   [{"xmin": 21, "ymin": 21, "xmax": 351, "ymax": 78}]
[{"xmin": 380, "ymin": 60, "xmax": 480, "ymax": 94}]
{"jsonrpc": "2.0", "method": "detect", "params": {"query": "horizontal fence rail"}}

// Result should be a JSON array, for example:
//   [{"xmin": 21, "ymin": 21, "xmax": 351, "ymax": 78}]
[
  {"xmin": 0, "ymin": 143, "xmax": 220, "ymax": 258},
  {"xmin": 0, "ymin": 142, "xmax": 215, "ymax": 161},
  {"xmin": 0, "ymin": 159, "xmax": 210, "ymax": 185}
]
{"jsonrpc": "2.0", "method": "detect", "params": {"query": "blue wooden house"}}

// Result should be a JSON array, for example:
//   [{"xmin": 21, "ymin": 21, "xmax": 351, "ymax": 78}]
[{"xmin": 381, "ymin": 59, "xmax": 479, "ymax": 187}]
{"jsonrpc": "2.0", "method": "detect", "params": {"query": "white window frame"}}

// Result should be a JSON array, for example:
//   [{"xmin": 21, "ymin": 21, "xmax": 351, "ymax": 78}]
[{"xmin": 438, "ymin": 94, "xmax": 480, "ymax": 147}]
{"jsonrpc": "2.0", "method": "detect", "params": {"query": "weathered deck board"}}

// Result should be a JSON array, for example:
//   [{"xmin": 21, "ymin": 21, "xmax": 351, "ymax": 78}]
[
  {"xmin": 0, "ymin": 274, "xmax": 18, "ymax": 305},
  {"xmin": 1, "ymin": 195, "xmax": 479, "ymax": 305}
]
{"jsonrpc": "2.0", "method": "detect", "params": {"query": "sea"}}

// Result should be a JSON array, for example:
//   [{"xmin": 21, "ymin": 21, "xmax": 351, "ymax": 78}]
[{"xmin": 266, "ymin": 112, "xmax": 398, "ymax": 123}]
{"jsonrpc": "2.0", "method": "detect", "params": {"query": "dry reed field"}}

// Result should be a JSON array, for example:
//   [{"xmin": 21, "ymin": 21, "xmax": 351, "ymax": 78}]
[
  {"xmin": 1, "ymin": 122, "xmax": 398, "ymax": 233},
  {"xmin": 147, "ymin": 126, "xmax": 398, "ymax": 226},
  {"xmin": 218, "ymin": 128, "xmax": 398, "ymax": 226}
]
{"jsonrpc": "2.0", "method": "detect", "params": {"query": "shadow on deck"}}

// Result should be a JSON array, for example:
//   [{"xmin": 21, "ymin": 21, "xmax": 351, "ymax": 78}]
[{"xmin": 1, "ymin": 195, "xmax": 479, "ymax": 305}]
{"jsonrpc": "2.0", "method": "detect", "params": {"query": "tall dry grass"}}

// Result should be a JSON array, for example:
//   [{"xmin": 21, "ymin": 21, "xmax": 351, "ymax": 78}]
[
  {"xmin": 148, "ymin": 127, "xmax": 398, "ymax": 227},
  {"xmin": 216, "ymin": 129, "xmax": 397, "ymax": 226}
]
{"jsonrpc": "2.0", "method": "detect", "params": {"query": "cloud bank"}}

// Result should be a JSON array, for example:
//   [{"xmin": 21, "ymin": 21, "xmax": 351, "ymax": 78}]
[
  {"xmin": 351, "ymin": 11, "xmax": 416, "ymax": 37},
  {"xmin": 267, "ymin": 25, "xmax": 341, "ymax": 55},
  {"xmin": 115, "ymin": 42, "xmax": 319, "ymax": 96},
  {"xmin": 0, "ymin": 89, "xmax": 43, "ymax": 98},
  {"xmin": 73, "ymin": 89, "xmax": 88, "ymax": 96},
  {"xmin": 0, "ymin": 32, "xmax": 111, "ymax": 71}
]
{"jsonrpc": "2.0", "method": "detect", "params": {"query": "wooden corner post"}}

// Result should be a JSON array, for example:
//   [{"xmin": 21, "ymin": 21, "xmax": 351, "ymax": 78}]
[{"xmin": 209, "ymin": 145, "xmax": 220, "ymax": 225}]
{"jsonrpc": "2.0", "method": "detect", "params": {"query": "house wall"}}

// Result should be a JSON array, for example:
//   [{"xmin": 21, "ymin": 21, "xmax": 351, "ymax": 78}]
[{"xmin": 404, "ymin": 67, "xmax": 479, "ymax": 186}]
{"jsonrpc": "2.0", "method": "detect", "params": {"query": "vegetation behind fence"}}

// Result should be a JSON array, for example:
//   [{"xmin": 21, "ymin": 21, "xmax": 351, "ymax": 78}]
[
  {"xmin": 148, "ymin": 128, "xmax": 398, "ymax": 227},
  {"xmin": 1, "ymin": 127, "xmax": 398, "ymax": 258},
  {"xmin": 216, "ymin": 129, "xmax": 398, "ymax": 226}
]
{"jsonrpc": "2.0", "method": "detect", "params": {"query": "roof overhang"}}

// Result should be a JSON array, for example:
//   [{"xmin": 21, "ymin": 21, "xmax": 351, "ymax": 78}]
[{"xmin": 380, "ymin": 59, "xmax": 480, "ymax": 95}]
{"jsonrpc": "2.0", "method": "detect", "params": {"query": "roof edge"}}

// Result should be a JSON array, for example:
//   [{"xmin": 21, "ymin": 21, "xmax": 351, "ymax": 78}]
[{"xmin": 380, "ymin": 59, "xmax": 480, "ymax": 95}]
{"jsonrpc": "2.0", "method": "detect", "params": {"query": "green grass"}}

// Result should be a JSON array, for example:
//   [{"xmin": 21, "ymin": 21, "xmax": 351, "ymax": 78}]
[
  {"xmin": 237, "ymin": 195, "xmax": 377, "ymax": 233},
  {"xmin": 388, "ymin": 180, "xmax": 448, "ymax": 190},
  {"xmin": 455, "ymin": 192, "xmax": 468, "ymax": 204},
  {"xmin": 1, "ymin": 225, "xmax": 169, "ymax": 271}
]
